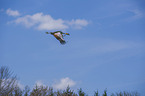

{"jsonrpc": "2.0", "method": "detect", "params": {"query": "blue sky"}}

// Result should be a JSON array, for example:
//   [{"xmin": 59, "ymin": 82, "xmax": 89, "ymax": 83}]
[{"xmin": 0, "ymin": 0, "xmax": 145, "ymax": 95}]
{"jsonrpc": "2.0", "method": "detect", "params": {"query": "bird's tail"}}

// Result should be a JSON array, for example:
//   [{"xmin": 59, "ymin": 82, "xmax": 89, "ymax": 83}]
[{"xmin": 46, "ymin": 32, "xmax": 51, "ymax": 34}]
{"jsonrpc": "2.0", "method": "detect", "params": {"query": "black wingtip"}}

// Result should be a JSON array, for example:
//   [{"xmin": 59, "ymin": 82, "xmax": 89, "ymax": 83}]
[{"xmin": 60, "ymin": 40, "xmax": 66, "ymax": 45}]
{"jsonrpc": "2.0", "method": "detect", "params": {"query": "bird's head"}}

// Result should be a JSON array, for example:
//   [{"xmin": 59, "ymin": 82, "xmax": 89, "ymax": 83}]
[{"xmin": 65, "ymin": 33, "xmax": 70, "ymax": 35}]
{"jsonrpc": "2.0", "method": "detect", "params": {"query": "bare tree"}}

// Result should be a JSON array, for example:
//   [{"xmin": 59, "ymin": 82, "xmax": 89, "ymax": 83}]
[
  {"xmin": 102, "ymin": 89, "xmax": 107, "ymax": 96},
  {"xmin": 78, "ymin": 88, "xmax": 86, "ymax": 96},
  {"xmin": 94, "ymin": 90, "xmax": 99, "ymax": 96},
  {"xmin": 24, "ymin": 85, "xmax": 30, "ymax": 96},
  {"xmin": 0, "ymin": 66, "xmax": 17, "ymax": 95},
  {"xmin": 30, "ymin": 85, "xmax": 50, "ymax": 96}
]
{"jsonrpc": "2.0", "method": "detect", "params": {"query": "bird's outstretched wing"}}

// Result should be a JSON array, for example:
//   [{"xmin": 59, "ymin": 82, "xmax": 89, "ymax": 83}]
[{"xmin": 59, "ymin": 40, "xmax": 66, "ymax": 45}]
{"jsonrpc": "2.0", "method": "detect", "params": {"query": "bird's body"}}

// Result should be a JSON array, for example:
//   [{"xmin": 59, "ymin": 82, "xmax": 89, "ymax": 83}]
[{"xmin": 46, "ymin": 31, "xmax": 70, "ymax": 44}]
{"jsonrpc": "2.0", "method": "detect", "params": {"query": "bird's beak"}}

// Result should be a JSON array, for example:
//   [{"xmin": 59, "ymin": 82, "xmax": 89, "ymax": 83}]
[{"xmin": 65, "ymin": 33, "xmax": 70, "ymax": 35}]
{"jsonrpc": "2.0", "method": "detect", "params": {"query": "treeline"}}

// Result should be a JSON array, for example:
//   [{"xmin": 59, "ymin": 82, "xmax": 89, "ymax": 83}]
[{"xmin": 0, "ymin": 66, "xmax": 139, "ymax": 96}]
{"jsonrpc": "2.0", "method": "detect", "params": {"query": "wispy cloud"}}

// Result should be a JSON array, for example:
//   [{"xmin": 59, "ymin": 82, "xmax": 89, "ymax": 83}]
[
  {"xmin": 129, "ymin": 9, "xmax": 144, "ymax": 20},
  {"xmin": 6, "ymin": 8, "xmax": 20, "ymax": 17},
  {"xmin": 52, "ymin": 77, "xmax": 76, "ymax": 90},
  {"xmin": 59, "ymin": 38, "xmax": 144, "ymax": 60},
  {"xmin": 11, "ymin": 12, "xmax": 88, "ymax": 30},
  {"xmin": 90, "ymin": 39, "xmax": 138, "ymax": 54},
  {"xmin": 0, "ymin": 9, "xmax": 4, "ymax": 12}
]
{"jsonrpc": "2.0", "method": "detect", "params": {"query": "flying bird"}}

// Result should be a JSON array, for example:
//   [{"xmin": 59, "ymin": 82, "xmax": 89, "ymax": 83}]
[{"xmin": 46, "ymin": 31, "xmax": 70, "ymax": 45}]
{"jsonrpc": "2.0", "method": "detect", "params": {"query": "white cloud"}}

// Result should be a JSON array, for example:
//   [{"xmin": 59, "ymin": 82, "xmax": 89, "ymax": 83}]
[
  {"xmin": 6, "ymin": 8, "xmax": 20, "ymax": 17},
  {"xmin": 17, "ymin": 81, "xmax": 25, "ymax": 90},
  {"xmin": 53, "ymin": 77, "xmax": 76, "ymax": 90},
  {"xmin": 67, "ymin": 19, "xmax": 89, "ymax": 29},
  {"xmin": 35, "ymin": 80, "xmax": 45, "ymax": 87},
  {"xmin": 12, "ymin": 12, "xmax": 88, "ymax": 30}
]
